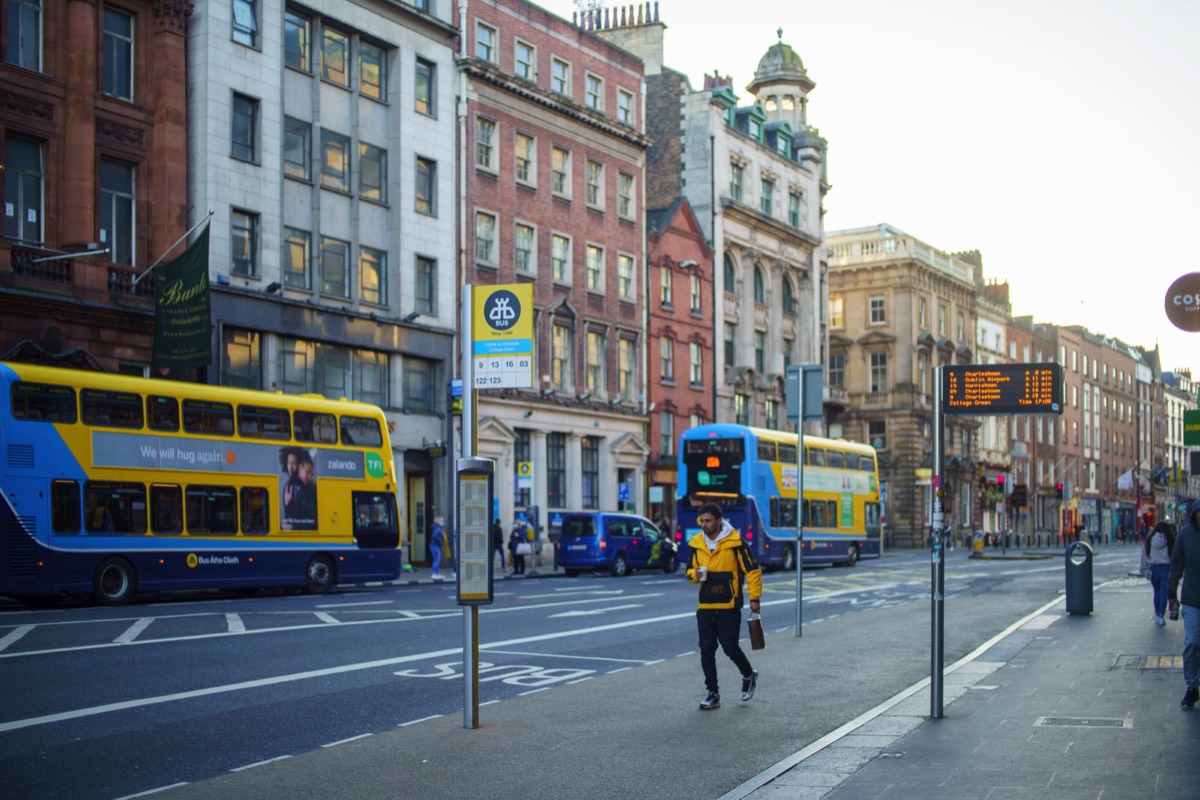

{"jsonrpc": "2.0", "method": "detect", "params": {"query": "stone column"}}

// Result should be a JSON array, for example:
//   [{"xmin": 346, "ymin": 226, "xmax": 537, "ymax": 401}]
[
  {"xmin": 62, "ymin": 0, "xmax": 99, "ymax": 247},
  {"xmin": 149, "ymin": 0, "xmax": 192, "ymax": 253}
]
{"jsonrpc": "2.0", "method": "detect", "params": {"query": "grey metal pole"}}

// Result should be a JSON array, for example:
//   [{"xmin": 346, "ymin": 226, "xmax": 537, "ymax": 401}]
[
  {"xmin": 931, "ymin": 365, "xmax": 946, "ymax": 719},
  {"xmin": 461, "ymin": 287, "xmax": 476, "ymax": 730},
  {"xmin": 795, "ymin": 372, "xmax": 805, "ymax": 638}
]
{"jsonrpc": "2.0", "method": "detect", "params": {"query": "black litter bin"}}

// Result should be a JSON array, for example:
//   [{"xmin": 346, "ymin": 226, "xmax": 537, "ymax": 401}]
[{"xmin": 1065, "ymin": 541, "xmax": 1094, "ymax": 615}]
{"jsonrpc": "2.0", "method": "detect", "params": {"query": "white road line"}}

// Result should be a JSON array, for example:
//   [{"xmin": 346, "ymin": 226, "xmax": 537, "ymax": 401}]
[
  {"xmin": 112, "ymin": 781, "xmax": 190, "ymax": 799},
  {"xmin": 230, "ymin": 755, "xmax": 291, "ymax": 772},
  {"xmin": 322, "ymin": 733, "xmax": 373, "ymax": 748},
  {"xmin": 519, "ymin": 687, "xmax": 550, "ymax": 696},
  {"xmin": 317, "ymin": 600, "xmax": 394, "ymax": 608},
  {"xmin": 225, "ymin": 613, "xmax": 245, "ymax": 634},
  {"xmin": 315, "ymin": 612, "xmax": 340, "ymax": 624},
  {"xmin": 399, "ymin": 715, "xmax": 443, "ymax": 727},
  {"xmin": 480, "ymin": 649, "xmax": 649, "ymax": 664},
  {"xmin": 0, "ymin": 625, "xmax": 34, "ymax": 653},
  {"xmin": 114, "ymin": 618, "xmax": 154, "ymax": 644}
]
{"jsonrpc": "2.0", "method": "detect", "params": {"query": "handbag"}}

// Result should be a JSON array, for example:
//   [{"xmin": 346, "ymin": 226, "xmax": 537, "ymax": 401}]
[
  {"xmin": 747, "ymin": 611, "xmax": 765, "ymax": 650},
  {"xmin": 515, "ymin": 542, "xmax": 532, "ymax": 556}
]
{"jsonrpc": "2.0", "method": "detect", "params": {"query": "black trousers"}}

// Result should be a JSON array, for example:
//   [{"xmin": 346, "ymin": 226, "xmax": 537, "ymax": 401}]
[{"xmin": 697, "ymin": 607, "xmax": 752, "ymax": 694}]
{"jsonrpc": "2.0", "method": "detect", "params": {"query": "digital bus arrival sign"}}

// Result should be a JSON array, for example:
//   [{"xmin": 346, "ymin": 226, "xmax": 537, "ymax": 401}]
[{"xmin": 942, "ymin": 362, "xmax": 1063, "ymax": 416}]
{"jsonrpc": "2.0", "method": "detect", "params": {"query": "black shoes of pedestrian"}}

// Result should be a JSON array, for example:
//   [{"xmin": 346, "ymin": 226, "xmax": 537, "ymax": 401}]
[
  {"xmin": 1183, "ymin": 687, "xmax": 1199, "ymax": 709},
  {"xmin": 741, "ymin": 670, "xmax": 758, "ymax": 701},
  {"xmin": 699, "ymin": 691, "xmax": 720, "ymax": 710}
]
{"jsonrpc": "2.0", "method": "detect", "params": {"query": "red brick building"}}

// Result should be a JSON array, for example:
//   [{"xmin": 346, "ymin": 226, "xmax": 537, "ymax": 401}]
[
  {"xmin": 463, "ymin": 0, "xmax": 651, "ymax": 537},
  {"xmin": 0, "ymin": 0, "xmax": 191, "ymax": 371}
]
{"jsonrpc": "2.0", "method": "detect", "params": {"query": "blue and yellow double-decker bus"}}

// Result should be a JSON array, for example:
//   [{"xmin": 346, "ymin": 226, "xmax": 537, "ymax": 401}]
[
  {"xmin": 676, "ymin": 423, "xmax": 882, "ymax": 569},
  {"xmin": 0, "ymin": 362, "xmax": 401, "ymax": 605}
]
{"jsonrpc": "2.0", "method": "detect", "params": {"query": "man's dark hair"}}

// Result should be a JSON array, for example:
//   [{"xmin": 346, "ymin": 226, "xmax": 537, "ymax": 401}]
[{"xmin": 698, "ymin": 502, "xmax": 723, "ymax": 519}]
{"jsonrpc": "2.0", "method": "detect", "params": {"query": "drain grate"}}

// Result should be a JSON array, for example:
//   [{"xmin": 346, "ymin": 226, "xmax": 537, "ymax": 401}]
[{"xmin": 1035, "ymin": 716, "xmax": 1131, "ymax": 728}]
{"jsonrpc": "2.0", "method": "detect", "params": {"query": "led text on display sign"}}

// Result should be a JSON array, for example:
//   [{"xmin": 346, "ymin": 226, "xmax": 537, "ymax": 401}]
[{"xmin": 942, "ymin": 363, "xmax": 1063, "ymax": 416}]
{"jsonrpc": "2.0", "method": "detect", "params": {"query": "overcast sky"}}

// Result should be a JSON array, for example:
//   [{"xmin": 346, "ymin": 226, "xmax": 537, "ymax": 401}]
[{"xmin": 543, "ymin": 0, "xmax": 1200, "ymax": 379}]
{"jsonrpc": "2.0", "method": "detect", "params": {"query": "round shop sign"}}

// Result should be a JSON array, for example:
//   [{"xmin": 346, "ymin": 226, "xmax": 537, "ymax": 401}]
[{"xmin": 1165, "ymin": 273, "xmax": 1200, "ymax": 332}]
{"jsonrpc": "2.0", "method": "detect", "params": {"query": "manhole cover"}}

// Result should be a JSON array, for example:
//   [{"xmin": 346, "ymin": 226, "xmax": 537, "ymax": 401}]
[{"xmin": 1035, "ymin": 717, "xmax": 1131, "ymax": 728}]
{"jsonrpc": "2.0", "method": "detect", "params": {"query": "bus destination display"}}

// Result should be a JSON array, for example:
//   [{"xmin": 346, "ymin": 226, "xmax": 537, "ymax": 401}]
[{"xmin": 942, "ymin": 362, "xmax": 1063, "ymax": 416}]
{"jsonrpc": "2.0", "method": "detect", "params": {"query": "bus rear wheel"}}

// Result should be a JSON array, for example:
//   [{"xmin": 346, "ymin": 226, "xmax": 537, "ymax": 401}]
[
  {"xmin": 93, "ymin": 557, "xmax": 137, "ymax": 606},
  {"xmin": 781, "ymin": 544, "xmax": 797, "ymax": 572},
  {"xmin": 305, "ymin": 555, "xmax": 337, "ymax": 594},
  {"xmin": 843, "ymin": 545, "xmax": 859, "ymax": 567}
]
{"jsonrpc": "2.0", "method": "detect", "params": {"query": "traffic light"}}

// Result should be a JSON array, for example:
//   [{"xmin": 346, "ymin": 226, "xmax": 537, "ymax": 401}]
[
  {"xmin": 1055, "ymin": 482, "xmax": 1064, "ymax": 499},
  {"xmin": 997, "ymin": 474, "xmax": 1005, "ymax": 491}
]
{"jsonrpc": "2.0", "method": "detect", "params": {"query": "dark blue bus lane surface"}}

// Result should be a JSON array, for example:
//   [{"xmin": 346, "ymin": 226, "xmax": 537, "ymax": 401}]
[{"xmin": 0, "ymin": 550, "xmax": 1134, "ymax": 799}]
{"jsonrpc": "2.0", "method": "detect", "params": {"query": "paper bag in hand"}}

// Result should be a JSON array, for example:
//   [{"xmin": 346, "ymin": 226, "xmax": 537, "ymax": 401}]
[{"xmin": 747, "ymin": 611, "xmax": 765, "ymax": 650}]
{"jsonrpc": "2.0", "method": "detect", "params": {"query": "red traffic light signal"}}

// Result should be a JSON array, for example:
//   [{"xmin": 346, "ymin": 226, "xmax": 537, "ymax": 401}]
[
  {"xmin": 997, "ymin": 474, "xmax": 1005, "ymax": 485},
  {"xmin": 1055, "ymin": 482, "xmax": 1064, "ymax": 498}
]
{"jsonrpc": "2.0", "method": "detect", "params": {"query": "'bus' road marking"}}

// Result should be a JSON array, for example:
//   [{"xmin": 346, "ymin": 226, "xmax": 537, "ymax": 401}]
[
  {"xmin": 225, "ymin": 614, "xmax": 245, "ymax": 633},
  {"xmin": 0, "ymin": 625, "xmax": 33, "ymax": 652},
  {"xmin": 114, "ymin": 618, "xmax": 154, "ymax": 644}
]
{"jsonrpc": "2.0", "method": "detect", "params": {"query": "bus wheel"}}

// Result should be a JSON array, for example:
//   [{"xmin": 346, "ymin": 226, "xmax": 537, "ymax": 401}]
[
  {"xmin": 93, "ymin": 557, "xmax": 137, "ymax": 606},
  {"xmin": 305, "ymin": 555, "xmax": 337, "ymax": 594},
  {"xmin": 781, "ymin": 544, "xmax": 797, "ymax": 572},
  {"xmin": 610, "ymin": 553, "xmax": 629, "ymax": 577},
  {"xmin": 844, "ymin": 545, "xmax": 859, "ymax": 567}
]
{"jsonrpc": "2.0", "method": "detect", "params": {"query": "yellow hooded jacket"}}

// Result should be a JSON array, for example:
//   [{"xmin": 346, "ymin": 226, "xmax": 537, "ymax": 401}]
[{"xmin": 687, "ymin": 522, "xmax": 763, "ymax": 610}]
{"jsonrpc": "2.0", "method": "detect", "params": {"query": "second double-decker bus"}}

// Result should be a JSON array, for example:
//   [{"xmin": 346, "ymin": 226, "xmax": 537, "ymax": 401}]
[
  {"xmin": 0, "ymin": 362, "xmax": 402, "ymax": 605},
  {"xmin": 676, "ymin": 423, "xmax": 882, "ymax": 569}
]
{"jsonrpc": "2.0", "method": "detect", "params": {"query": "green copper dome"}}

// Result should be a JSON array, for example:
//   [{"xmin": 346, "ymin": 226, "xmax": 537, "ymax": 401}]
[{"xmin": 747, "ymin": 29, "xmax": 815, "ymax": 95}]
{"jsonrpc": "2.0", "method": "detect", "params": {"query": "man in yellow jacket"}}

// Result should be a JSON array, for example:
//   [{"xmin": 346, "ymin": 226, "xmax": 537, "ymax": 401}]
[{"xmin": 687, "ymin": 502, "xmax": 762, "ymax": 710}]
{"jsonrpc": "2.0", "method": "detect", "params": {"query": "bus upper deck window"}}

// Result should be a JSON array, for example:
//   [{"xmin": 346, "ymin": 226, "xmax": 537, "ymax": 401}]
[
  {"xmin": 845, "ymin": 452, "xmax": 860, "ymax": 470},
  {"xmin": 82, "ymin": 388, "xmax": 144, "ymax": 428},
  {"xmin": 827, "ymin": 450, "xmax": 844, "ymax": 469},
  {"xmin": 808, "ymin": 449, "xmax": 825, "ymax": 468},
  {"xmin": 147, "ymin": 395, "xmax": 180, "ymax": 431},
  {"xmin": 340, "ymin": 415, "xmax": 383, "ymax": 448},
  {"xmin": 12, "ymin": 382, "xmax": 77, "ymax": 423},
  {"xmin": 295, "ymin": 411, "xmax": 338, "ymax": 444},
  {"xmin": 183, "ymin": 399, "xmax": 234, "ymax": 436}
]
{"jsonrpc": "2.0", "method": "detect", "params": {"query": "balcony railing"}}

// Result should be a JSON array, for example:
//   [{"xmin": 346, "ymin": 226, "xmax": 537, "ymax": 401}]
[{"xmin": 10, "ymin": 243, "xmax": 73, "ymax": 285}]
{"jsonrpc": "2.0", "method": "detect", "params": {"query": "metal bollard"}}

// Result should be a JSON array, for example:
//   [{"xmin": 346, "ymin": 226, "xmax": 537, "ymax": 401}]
[{"xmin": 1065, "ymin": 541, "xmax": 1094, "ymax": 615}]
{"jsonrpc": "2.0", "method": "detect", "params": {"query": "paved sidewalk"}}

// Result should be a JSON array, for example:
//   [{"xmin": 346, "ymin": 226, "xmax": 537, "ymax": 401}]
[{"xmin": 153, "ymin": 570, "xmax": 1198, "ymax": 800}]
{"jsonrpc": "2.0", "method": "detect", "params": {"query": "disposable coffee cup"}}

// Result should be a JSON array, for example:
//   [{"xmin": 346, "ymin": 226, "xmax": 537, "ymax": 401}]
[{"xmin": 696, "ymin": 566, "xmax": 707, "ymax": 581}]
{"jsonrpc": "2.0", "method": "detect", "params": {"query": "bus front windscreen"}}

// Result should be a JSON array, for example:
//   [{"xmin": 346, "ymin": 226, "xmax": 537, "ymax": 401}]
[{"xmin": 683, "ymin": 437, "xmax": 744, "ymax": 500}]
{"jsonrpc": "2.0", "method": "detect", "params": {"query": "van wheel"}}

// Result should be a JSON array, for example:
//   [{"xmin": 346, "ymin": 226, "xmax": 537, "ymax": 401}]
[
  {"xmin": 565, "ymin": 569, "xmax": 580, "ymax": 577},
  {"xmin": 611, "ymin": 553, "xmax": 629, "ymax": 577},
  {"xmin": 94, "ymin": 557, "xmax": 137, "ymax": 605},
  {"xmin": 305, "ymin": 555, "xmax": 337, "ymax": 593},
  {"xmin": 662, "ymin": 558, "xmax": 678, "ymax": 574},
  {"xmin": 781, "ymin": 544, "xmax": 797, "ymax": 572}
]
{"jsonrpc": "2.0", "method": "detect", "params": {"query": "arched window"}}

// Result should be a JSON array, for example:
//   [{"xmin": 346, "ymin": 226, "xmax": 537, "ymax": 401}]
[
  {"xmin": 782, "ymin": 277, "xmax": 796, "ymax": 315},
  {"xmin": 723, "ymin": 253, "xmax": 736, "ymax": 293},
  {"xmin": 753, "ymin": 266, "xmax": 765, "ymax": 304}
]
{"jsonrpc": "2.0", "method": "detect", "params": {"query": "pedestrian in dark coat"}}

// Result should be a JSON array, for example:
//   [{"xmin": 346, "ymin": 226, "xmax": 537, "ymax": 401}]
[{"xmin": 1168, "ymin": 499, "xmax": 1200, "ymax": 708}]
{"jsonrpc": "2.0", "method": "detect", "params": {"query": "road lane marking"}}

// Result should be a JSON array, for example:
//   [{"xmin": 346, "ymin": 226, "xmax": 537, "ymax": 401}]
[
  {"xmin": 0, "ymin": 625, "xmax": 33, "ymax": 652},
  {"xmin": 231, "ymin": 756, "xmax": 291, "ymax": 772},
  {"xmin": 549, "ymin": 604, "xmax": 643, "ymax": 618},
  {"xmin": 113, "ymin": 781, "xmax": 190, "ymax": 799},
  {"xmin": 399, "ymin": 715, "xmax": 443, "ymax": 727},
  {"xmin": 316, "ymin": 600, "xmax": 394, "ymax": 608},
  {"xmin": 114, "ymin": 618, "xmax": 153, "ymax": 644},
  {"xmin": 315, "ymin": 613, "xmax": 340, "ymax": 624},
  {"xmin": 322, "ymin": 734, "xmax": 373, "ymax": 747},
  {"xmin": 480, "ymin": 649, "xmax": 649, "ymax": 664},
  {"xmin": 225, "ymin": 613, "xmax": 245, "ymax": 633}
]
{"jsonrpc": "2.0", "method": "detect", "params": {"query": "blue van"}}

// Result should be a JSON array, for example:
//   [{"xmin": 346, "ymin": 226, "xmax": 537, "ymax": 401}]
[{"xmin": 556, "ymin": 512, "xmax": 678, "ymax": 577}]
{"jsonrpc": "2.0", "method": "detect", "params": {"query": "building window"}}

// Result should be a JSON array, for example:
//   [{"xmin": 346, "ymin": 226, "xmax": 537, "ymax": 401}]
[
  {"xmin": 788, "ymin": 190, "xmax": 801, "ymax": 228},
  {"xmin": 548, "ymin": 433, "xmax": 567, "ymax": 508},
  {"xmin": 99, "ymin": 158, "xmax": 135, "ymax": 265},
  {"xmin": 586, "ymin": 244, "xmax": 604, "ymax": 292},
  {"xmin": 474, "ymin": 211, "xmax": 497, "ymax": 266},
  {"xmin": 660, "ymin": 337, "xmax": 674, "ymax": 381},
  {"xmin": 515, "ymin": 132, "xmax": 535, "ymax": 184},
  {"xmin": 224, "ymin": 328, "xmax": 261, "ymax": 389},
  {"xmin": 551, "ymin": 58, "xmax": 570, "ymax": 95},
  {"xmin": 6, "ymin": 0, "xmax": 42, "ymax": 71},
  {"xmin": 753, "ymin": 266, "xmax": 765, "ymax": 304},
  {"xmin": 321, "ymin": 26, "xmax": 349, "ymax": 86},
  {"xmin": 690, "ymin": 342, "xmax": 703, "ymax": 384},
  {"xmin": 760, "ymin": 177, "xmax": 774, "ymax": 216},
  {"xmin": 320, "ymin": 130, "xmax": 350, "ymax": 192},
  {"xmin": 660, "ymin": 265, "xmax": 672, "ymax": 305},
  {"xmin": 723, "ymin": 323, "xmax": 735, "ymax": 367},
  {"xmin": 552, "ymin": 323, "xmax": 573, "ymax": 392},
  {"xmin": 283, "ymin": 227, "xmax": 310, "ymax": 290},
  {"xmin": 283, "ymin": 117, "xmax": 311, "ymax": 181},
  {"xmin": 724, "ymin": 254, "xmax": 736, "ymax": 292},
  {"xmin": 782, "ymin": 278, "xmax": 796, "ymax": 315},
  {"xmin": 551, "ymin": 234, "xmax": 570, "ymax": 282},
  {"xmin": 415, "ymin": 156, "xmax": 436, "ymax": 215},
  {"xmin": 515, "ymin": 39, "xmax": 534, "ymax": 79},
  {"xmin": 231, "ymin": 93, "xmax": 259, "ymax": 162},
  {"xmin": 869, "ymin": 420, "xmax": 887, "ymax": 451},
  {"xmin": 618, "ymin": 254, "xmax": 635, "ymax": 300},
  {"xmin": 359, "ymin": 247, "xmax": 385, "ymax": 305},
  {"xmin": 284, "ymin": 11, "xmax": 310, "ymax": 71},
  {"xmin": 730, "ymin": 163, "xmax": 743, "ymax": 202},
  {"xmin": 360, "ymin": 41, "xmax": 386, "ymax": 100},
  {"xmin": 586, "ymin": 160, "xmax": 603, "ymax": 208},
  {"xmin": 869, "ymin": 295, "xmax": 886, "ymax": 324},
  {"xmin": 415, "ymin": 58, "xmax": 435, "ymax": 115},
  {"xmin": 359, "ymin": 142, "xmax": 387, "ymax": 202},
  {"xmin": 577, "ymin": 436, "xmax": 599, "ymax": 509},
  {"xmin": 957, "ymin": 311, "xmax": 964, "ymax": 341},
  {"xmin": 515, "ymin": 222, "xmax": 535, "ymax": 275},
  {"xmin": 754, "ymin": 331, "xmax": 765, "ymax": 373},
  {"xmin": 617, "ymin": 89, "xmax": 634, "ymax": 125},
  {"xmin": 870, "ymin": 351, "xmax": 888, "ymax": 393},
  {"xmin": 232, "ymin": 1, "xmax": 258, "ymax": 47},
  {"xmin": 230, "ymin": 209, "xmax": 258, "ymax": 277},
  {"xmin": 938, "ymin": 305, "xmax": 946, "ymax": 335},
  {"xmin": 3, "ymin": 136, "xmax": 42, "ymax": 244},
  {"xmin": 690, "ymin": 274, "xmax": 701, "ymax": 312},
  {"xmin": 514, "ymin": 429, "xmax": 531, "ymax": 506},
  {"xmin": 475, "ymin": 117, "xmax": 497, "ymax": 171},
  {"xmin": 475, "ymin": 21, "xmax": 496, "ymax": 63},
  {"xmin": 765, "ymin": 399, "xmax": 778, "ymax": 430},
  {"xmin": 551, "ymin": 146, "xmax": 571, "ymax": 196},
  {"xmin": 618, "ymin": 338, "xmax": 635, "ymax": 401},
  {"xmin": 320, "ymin": 236, "xmax": 350, "ymax": 298},
  {"xmin": 404, "ymin": 358, "xmax": 434, "ymax": 412},
  {"xmin": 829, "ymin": 353, "xmax": 845, "ymax": 386},
  {"xmin": 660, "ymin": 412, "xmax": 674, "ymax": 456},
  {"xmin": 102, "ymin": 8, "xmax": 134, "ymax": 101},
  {"xmin": 618, "ymin": 172, "xmax": 634, "ymax": 218},
  {"xmin": 735, "ymin": 394, "xmax": 749, "ymax": 426},
  {"xmin": 415, "ymin": 255, "xmax": 436, "ymax": 314},
  {"xmin": 585, "ymin": 330, "xmax": 605, "ymax": 394},
  {"xmin": 918, "ymin": 297, "xmax": 927, "ymax": 328},
  {"xmin": 783, "ymin": 338, "xmax": 792, "ymax": 371},
  {"xmin": 585, "ymin": 73, "xmax": 603, "ymax": 110}
]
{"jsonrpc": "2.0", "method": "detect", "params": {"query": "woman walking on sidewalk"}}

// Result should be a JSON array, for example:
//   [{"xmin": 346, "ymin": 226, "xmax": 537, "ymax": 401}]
[
  {"xmin": 1141, "ymin": 522, "xmax": 1175, "ymax": 625},
  {"xmin": 1169, "ymin": 499, "xmax": 1200, "ymax": 708}
]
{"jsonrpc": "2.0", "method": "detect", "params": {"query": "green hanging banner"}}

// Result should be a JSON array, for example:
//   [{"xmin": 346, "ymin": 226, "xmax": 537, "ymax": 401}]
[{"xmin": 152, "ymin": 224, "xmax": 212, "ymax": 370}]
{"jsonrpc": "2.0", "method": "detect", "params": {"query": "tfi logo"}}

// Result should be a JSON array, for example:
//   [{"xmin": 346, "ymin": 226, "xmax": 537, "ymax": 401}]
[{"xmin": 484, "ymin": 290, "xmax": 521, "ymax": 331}]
